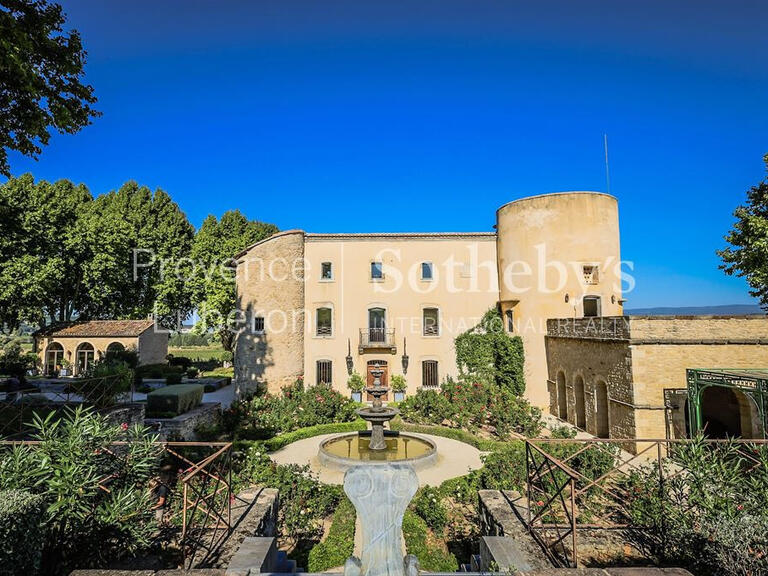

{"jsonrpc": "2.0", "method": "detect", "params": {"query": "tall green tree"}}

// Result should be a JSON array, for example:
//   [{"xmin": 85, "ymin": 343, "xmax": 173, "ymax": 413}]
[
  {"xmin": 0, "ymin": 0, "xmax": 99, "ymax": 176},
  {"xmin": 76, "ymin": 181, "xmax": 196, "ymax": 323},
  {"xmin": 718, "ymin": 154, "xmax": 768, "ymax": 309},
  {"xmin": 191, "ymin": 210, "xmax": 277, "ymax": 352},
  {"xmin": 0, "ymin": 174, "xmax": 92, "ymax": 330}
]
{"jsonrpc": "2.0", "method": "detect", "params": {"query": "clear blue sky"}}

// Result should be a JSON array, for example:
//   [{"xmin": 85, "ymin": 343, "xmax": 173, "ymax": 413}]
[{"xmin": 5, "ymin": 0, "xmax": 767, "ymax": 308}]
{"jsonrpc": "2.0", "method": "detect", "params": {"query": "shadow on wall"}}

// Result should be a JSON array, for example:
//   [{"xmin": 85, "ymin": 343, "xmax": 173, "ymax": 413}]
[{"xmin": 233, "ymin": 304, "xmax": 275, "ymax": 397}]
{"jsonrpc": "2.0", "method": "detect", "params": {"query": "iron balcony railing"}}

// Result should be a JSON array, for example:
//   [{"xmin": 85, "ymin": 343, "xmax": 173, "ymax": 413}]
[{"xmin": 359, "ymin": 328, "xmax": 396, "ymax": 353}]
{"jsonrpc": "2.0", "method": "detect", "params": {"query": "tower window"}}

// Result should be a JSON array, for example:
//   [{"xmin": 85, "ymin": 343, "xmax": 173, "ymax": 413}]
[
  {"xmin": 316, "ymin": 307, "xmax": 333, "ymax": 336},
  {"xmin": 371, "ymin": 261, "xmax": 383, "ymax": 280},
  {"xmin": 423, "ymin": 308, "xmax": 440, "ymax": 336},
  {"xmin": 583, "ymin": 296, "xmax": 601, "ymax": 318},
  {"xmin": 421, "ymin": 262, "xmax": 433, "ymax": 280},
  {"xmin": 583, "ymin": 265, "xmax": 599, "ymax": 285},
  {"xmin": 321, "ymin": 262, "xmax": 333, "ymax": 280}
]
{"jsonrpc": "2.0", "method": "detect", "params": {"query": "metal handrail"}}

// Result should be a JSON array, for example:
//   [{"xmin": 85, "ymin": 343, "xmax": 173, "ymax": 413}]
[{"xmin": 359, "ymin": 327, "xmax": 396, "ymax": 347}]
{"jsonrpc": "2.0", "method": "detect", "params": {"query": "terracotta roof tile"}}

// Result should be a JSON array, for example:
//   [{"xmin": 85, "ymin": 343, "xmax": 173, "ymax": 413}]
[{"xmin": 35, "ymin": 319, "xmax": 155, "ymax": 338}]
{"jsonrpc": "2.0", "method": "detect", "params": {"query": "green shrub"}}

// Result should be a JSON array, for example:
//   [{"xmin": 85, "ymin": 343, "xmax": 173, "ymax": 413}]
[
  {"xmin": 307, "ymin": 497, "xmax": 356, "ymax": 571},
  {"xmin": 167, "ymin": 354, "xmax": 192, "ymax": 370},
  {"xmin": 479, "ymin": 443, "xmax": 527, "ymax": 491},
  {"xmin": 224, "ymin": 378, "xmax": 358, "ymax": 439},
  {"xmin": 260, "ymin": 420, "xmax": 368, "ymax": 452},
  {"xmin": 412, "ymin": 486, "xmax": 448, "ymax": 532},
  {"xmin": 146, "ymin": 384, "xmax": 203, "ymax": 416},
  {"xmin": 80, "ymin": 360, "xmax": 134, "ymax": 408},
  {"xmin": 390, "ymin": 374, "xmax": 407, "ymax": 392},
  {"xmin": 402, "ymin": 510, "xmax": 458, "ymax": 572},
  {"xmin": 203, "ymin": 383, "xmax": 216, "ymax": 393},
  {"xmin": 0, "ymin": 407, "xmax": 161, "ymax": 575},
  {"xmin": 135, "ymin": 363, "xmax": 183, "ymax": 380},
  {"xmin": 347, "ymin": 371, "xmax": 365, "ymax": 393},
  {"xmin": 390, "ymin": 419, "xmax": 505, "ymax": 451},
  {"xmin": 0, "ymin": 489, "xmax": 45, "ymax": 575},
  {"xmin": 186, "ymin": 367, "xmax": 199, "ymax": 379},
  {"xmin": 165, "ymin": 372, "xmax": 183, "ymax": 385}
]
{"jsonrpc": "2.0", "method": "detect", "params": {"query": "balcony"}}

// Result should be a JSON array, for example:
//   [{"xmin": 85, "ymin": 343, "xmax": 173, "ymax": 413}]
[{"xmin": 359, "ymin": 328, "xmax": 396, "ymax": 354}]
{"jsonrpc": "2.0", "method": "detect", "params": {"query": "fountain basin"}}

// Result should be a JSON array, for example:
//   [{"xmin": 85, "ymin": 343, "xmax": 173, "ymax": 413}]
[{"xmin": 319, "ymin": 432, "xmax": 437, "ymax": 471}]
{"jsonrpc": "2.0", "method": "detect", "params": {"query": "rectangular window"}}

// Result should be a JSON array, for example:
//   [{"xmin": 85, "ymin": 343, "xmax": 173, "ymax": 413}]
[
  {"xmin": 371, "ymin": 261, "xmax": 383, "ymax": 280},
  {"xmin": 583, "ymin": 265, "xmax": 599, "ymax": 285},
  {"xmin": 254, "ymin": 316, "xmax": 265, "ymax": 333},
  {"xmin": 421, "ymin": 262, "xmax": 433, "ymax": 280},
  {"xmin": 583, "ymin": 296, "xmax": 601, "ymax": 318},
  {"xmin": 317, "ymin": 360, "xmax": 332, "ymax": 385},
  {"xmin": 321, "ymin": 262, "xmax": 333, "ymax": 280},
  {"xmin": 505, "ymin": 309, "xmax": 514, "ymax": 333},
  {"xmin": 316, "ymin": 307, "xmax": 332, "ymax": 336},
  {"xmin": 422, "ymin": 360, "xmax": 439, "ymax": 387},
  {"xmin": 423, "ymin": 308, "xmax": 439, "ymax": 336}
]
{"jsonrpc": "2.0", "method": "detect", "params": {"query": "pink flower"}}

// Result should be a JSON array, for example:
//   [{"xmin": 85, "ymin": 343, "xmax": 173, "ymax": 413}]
[
  {"xmin": 120, "ymin": 423, "xmax": 129, "ymax": 431},
  {"xmin": 536, "ymin": 500, "xmax": 544, "ymax": 507}
]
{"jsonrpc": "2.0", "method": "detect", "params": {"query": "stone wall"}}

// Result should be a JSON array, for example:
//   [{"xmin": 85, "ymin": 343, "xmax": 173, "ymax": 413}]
[
  {"xmin": 545, "ymin": 315, "xmax": 768, "ymax": 441},
  {"xmin": 144, "ymin": 402, "xmax": 221, "ymax": 441},
  {"xmin": 235, "ymin": 230, "xmax": 305, "ymax": 396}
]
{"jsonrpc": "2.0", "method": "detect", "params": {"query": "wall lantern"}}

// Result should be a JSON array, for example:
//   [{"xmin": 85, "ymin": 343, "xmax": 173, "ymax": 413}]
[
  {"xmin": 345, "ymin": 339, "xmax": 354, "ymax": 375},
  {"xmin": 401, "ymin": 338, "xmax": 409, "ymax": 375}
]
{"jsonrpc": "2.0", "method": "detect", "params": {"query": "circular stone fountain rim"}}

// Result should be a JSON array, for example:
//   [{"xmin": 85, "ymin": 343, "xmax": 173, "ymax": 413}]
[{"xmin": 318, "ymin": 432, "xmax": 438, "ymax": 470}]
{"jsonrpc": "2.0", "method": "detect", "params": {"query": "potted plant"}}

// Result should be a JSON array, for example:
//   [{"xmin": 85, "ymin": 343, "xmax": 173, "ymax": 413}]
[
  {"xmin": 391, "ymin": 374, "xmax": 407, "ymax": 402},
  {"xmin": 347, "ymin": 371, "xmax": 364, "ymax": 402},
  {"xmin": 59, "ymin": 358, "xmax": 72, "ymax": 377}
]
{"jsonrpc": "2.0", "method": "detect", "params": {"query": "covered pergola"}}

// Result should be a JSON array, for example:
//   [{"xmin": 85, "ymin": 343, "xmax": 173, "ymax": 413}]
[{"xmin": 686, "ymin": 368, "xmax": 768, "ymax": 439}]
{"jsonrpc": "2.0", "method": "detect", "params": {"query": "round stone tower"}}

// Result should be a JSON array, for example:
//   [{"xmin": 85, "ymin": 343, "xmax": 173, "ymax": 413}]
[{"xmin": 495, "ymin": 192, "xmax": 623, "ymax": 408}]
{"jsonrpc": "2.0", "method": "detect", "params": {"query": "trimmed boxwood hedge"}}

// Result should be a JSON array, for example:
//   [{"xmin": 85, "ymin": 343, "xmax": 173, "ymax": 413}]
[
  {"xmin": 0, "ymin": 489, "xmax": 45, "ymax": 575},
  {"xmin": 307, "ymin": 496, "xmax": 356, "ymax": 572},
  {"xmin": 146, "ymin": 384, "xmax": 203, "ymax": 417}
]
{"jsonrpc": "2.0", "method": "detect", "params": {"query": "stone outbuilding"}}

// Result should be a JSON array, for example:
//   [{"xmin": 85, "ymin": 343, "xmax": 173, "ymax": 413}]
[
  {"xmin": 33, "ymin": 319, "xmax": 169, "ymax": 376},
  {"xmin": 545, "ymin": 315, "xmax": 768, "ymax": 441}
]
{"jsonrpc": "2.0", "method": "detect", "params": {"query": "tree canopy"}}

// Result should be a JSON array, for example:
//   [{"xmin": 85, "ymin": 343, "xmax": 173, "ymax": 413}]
[
  {"xmin": 718, "ymin": 155, "xmax": 768, "ymax": 309},
  {"xmin": 0, "ymin": 175, "xmax": 196, "ymax": 330},
  {"xmin": 0, "ymin": 0, "xmax": 99, "ymax": 176},
  {"xmin": 191, "ymin": 210, "xmax": 278, "ymax": 351}
]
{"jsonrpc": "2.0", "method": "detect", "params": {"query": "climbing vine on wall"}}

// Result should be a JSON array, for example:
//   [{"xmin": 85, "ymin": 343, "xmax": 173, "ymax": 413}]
[{"xmin": 454, "ymin": 307, "xmax": 525, "ymax": 396}]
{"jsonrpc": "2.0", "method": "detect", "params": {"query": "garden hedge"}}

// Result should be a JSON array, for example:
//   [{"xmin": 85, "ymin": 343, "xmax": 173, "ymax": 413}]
[
  {"xmin": 402, "ymin": 510, "xmax": 458, "ymax": 572},
  {"xmin": 146, "ymin": 384, "xmax": 203, "ymax": 416},
  {"xmin": 0, "ymin": 489, "xmax": 45, "ymax": 576},
  {"xmin": 307, "ymin": 497, "xmax": 356, "ymax": 571}
]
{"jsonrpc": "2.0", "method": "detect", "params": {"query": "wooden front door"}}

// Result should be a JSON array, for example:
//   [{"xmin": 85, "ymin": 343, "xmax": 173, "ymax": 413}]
[{"xmin": 366, "ymin": 360, "xmax": 388, "ymax": 401}]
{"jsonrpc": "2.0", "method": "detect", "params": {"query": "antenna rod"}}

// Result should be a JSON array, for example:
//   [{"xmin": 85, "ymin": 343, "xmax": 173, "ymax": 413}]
[{"xmin": 604, "ymin": 133, "xmax": 611, "ymax": 195}]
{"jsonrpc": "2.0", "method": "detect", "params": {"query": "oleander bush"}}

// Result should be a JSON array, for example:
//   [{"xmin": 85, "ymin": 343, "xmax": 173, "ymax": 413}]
[
  {"xmin": 624, "ymin": 436, "xmax": 768, "ymax": 576},
  {"xmin": 307, "ymin": 497, "xmax": 356, "ymax": 571},
  {"xmin": 0, "ymin": 490, "xmax": 45, "ymax": 576},
  {"xmin": 146, "ymin": 383, "xmax": 203, "ymax": 416},
  {"xmin": 223, "ymin": 377, "xmax": 358, "ymax": 439},
  {"xmin": 0, "ymin": 407, "xmax": 162, "ymax": 575}
]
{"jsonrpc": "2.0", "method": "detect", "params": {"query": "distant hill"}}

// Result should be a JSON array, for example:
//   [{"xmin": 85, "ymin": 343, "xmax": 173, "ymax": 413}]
[{"xmin": 625, "ymin": 304, "xmax": 765, "ymax": 316}]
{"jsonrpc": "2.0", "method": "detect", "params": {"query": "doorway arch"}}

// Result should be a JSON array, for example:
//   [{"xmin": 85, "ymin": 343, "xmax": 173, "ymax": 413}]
[
  {"xmin": 45, "ymin": 342, "xmax": 64, "ymax": 375},
  {"xmin": 574, "ymin": 375, "xmax": 586, "ymax": 429},
  {"xmin": 595, "ymin": 379, "xmax": 610, "ymax": 438},
  {"xmin": 556, "ymin": 371, "xmax": 567, "ymax": 420},
  {"xmin": 700, "ymin": 386, "xmax": 757, "ymax": 438},
  {"xmin": 75, "ymin": 342, "xmax": 95, "ymax": 375}
]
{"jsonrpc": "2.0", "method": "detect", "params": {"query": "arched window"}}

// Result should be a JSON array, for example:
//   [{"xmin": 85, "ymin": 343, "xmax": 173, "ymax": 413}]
[
  {"xmin": 574, "ymin": 375, "xmax": 586, "ymax": 429},
  {"xmin": 595, "ymin": 380, "xmax": 610, "ymax": 438},
  {"xmin": 556, "ymin": 371, "xmax": 567, "ymax": 420},
  {"xmin": 423, "ymin": 308, "xmax": 440, "ymax": 336},
  {"xmin": 75, "ymin": 342, "xmax": 95, "ymax": 375},
  {"xmin": 368, "ymin": 307, "xmax": 386, "ymax": 342},
  {"xmin": 105, "ymin": 342, "xmax": 125, "ymax": 359},
  {"xmin": 45, "ymin": 342, "xmax": 64, "ymax": 376}
]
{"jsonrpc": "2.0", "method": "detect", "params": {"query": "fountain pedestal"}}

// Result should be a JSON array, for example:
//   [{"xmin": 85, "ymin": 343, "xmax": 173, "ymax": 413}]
[{"xmin": 356, "ymin": 363, "xmax": 398, "ymax": 450}]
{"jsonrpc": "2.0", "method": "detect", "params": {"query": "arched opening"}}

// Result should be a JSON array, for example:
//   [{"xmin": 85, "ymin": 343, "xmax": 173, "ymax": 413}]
[
  {"xmin": 556, "ymin": 371, "xmax": 567, "ymax": 420},
  {"xmin": 75, "ymin": 342, "xmax": 94, "ymax": 376},
  {"xmin": 105, "ymin": 342, "xmax": 125, "ymax": 359},
  {"xmin": 368, "ymin": 307, "xmax": 386, "ymax": 342},
  {"xmin": 45, "ymin": 342, "xmax": 64, "ymax": 376},
  {"xmin": 595, "ymin": 380, "xmax": 610, "ymax": 438},
  {"xmin": 700, "ymin": 386, "xmax": 756, "ymax": 439},
  {"xmin": 574, "ymin": 375, "xmax": 586, "ymax": 429}
]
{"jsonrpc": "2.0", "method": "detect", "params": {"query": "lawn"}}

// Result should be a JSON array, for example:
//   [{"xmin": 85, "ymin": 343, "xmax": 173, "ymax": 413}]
[{"xmin": 168, "ymin": 345, "xmax": 224, "ymax": 361}]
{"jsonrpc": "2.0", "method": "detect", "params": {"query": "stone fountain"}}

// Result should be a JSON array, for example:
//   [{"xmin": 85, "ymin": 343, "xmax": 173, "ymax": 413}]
[{"xmin": 356, "ymin": 362, "xmax": 399, "ymax": 450}]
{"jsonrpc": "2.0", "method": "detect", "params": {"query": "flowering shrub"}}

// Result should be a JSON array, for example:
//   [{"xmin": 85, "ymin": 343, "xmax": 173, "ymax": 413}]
[
  {"xmin": 238, "ymin": 445, "xmax": 341, "ymax": 544},
  {"xmin": 412, "ymin": 486, "xmax": 448, "ymax": 532},
  {"xmin": 223, "ymin": 378, "xmax": 358, "ymax": 439},
  {"xmin": 399, "ymin": 378, "xmax": 542, "ymax": 438}
]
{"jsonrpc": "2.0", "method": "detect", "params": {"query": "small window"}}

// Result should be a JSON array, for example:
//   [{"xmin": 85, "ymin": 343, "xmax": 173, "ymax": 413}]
[
  {"xmin": 421, "ymin": 262, "xmax": 433, "ymax": 280},
  {"xmin": 583, "ymin": 265, "xmax": 599, "ymax": 285},
  {"xmin": 253, "ymin": 316, "xmax": 265, "ymax": 333},
  {"xmin": 422, "ymin": 360, "xmax": 439, "ymax": 387},
  {"xmin": 316, "ymin": 307, "xmax": 332, "ymax": 336},
  {"xmin": 317, "ymin": 360, "xmax": 332, "ymax": 385},
  {"xmin": 423, "ymin": 308, "xmax": 439, "ymax": 336},
  {"xmin": 583, "ymin": 296, "xmax": 601, "ymax": 318},
  {"xmin": 321, "ymin": 262, "xmax": 333, "ymax": 280},
  {"xmin": 505, "ymin": 309, "xmax": 514, "ymax": 333},
  {"xmin": 371, "ymin": 261, "xmax": 383, "ymax": 280}
]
